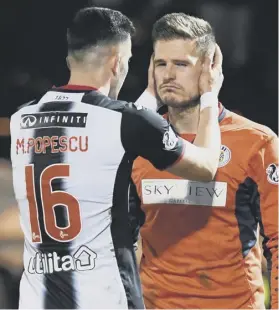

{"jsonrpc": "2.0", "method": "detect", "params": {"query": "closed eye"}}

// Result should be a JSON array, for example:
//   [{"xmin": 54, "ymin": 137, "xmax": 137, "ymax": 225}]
[
  {"xmin": 174, "ymin": 61, "xmax": 189, "ymax": 67},
  {"xmin": 155, "ymin": 62, "xmax": 166, "ymax": 67},
  {"xmin": 154, "ymin": 59, "xmax": 166, "ymax": 67}
]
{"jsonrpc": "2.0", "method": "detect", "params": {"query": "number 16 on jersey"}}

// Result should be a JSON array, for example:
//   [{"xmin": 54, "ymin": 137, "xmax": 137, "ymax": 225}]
[{"xmin": 25, "ymin": 164, "xmax": 82, "ymax": 243}]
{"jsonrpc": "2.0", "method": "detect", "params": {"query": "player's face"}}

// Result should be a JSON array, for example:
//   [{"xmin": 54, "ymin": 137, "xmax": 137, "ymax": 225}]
[
  {"xmin": 109, "ymin": 37, "xmax": 132, "ymax": 99},
  {"xmin": 154, "ymin": 39, "xmax": 202, "ymax": 108}
]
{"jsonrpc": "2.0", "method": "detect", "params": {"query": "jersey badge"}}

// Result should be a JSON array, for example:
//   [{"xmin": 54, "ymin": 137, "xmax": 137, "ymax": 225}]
[
  {"xmin": 163, "ymin": 127, "xmax": 178, "ymax": 150},
  {"xmin": 266, "ymin": 163, "xmax": 279, "ymax": 185},
  {"xmin": 218, "ymin": 145, "xmax": 231, "ymax": 167}
]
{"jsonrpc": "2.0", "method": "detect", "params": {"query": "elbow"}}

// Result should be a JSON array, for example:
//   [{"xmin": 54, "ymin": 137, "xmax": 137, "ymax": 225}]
[
  {"xmin": 198, "ymin": 162, "xmax": 218, "ymax": 182},
  {"xmin": 188, "ymin": 167, "xmax": 216, "ymax": 182},
  {"xmin": 200, "ymin": 155, "xmax": 219, "ymax": 182},
  {"xmin": 199, "ymin": 168, "xmax": 216, "ymax": 182},
  {"xmin": 206, "ymin": 168, "xmax": 217, "ymax": 181},
  {"xmin": 191, "ymin": 149, "xmax": 219, "ymax": 182}
]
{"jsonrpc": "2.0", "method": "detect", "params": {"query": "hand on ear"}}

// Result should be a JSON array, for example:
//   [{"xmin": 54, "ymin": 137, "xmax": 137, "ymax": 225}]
[
  {"xmin": 147, "ymin": 53, "xmax": 155, "ymax": 96},
  {"xmin": 199, "ymin": 44, "xmax": 224, "ymax": 96}
]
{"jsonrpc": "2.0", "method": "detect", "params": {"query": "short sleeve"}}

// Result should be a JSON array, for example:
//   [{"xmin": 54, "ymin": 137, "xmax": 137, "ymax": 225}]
[{"xmin": 121, "ymin": 104, "xmax": 185, "ymax": 170}]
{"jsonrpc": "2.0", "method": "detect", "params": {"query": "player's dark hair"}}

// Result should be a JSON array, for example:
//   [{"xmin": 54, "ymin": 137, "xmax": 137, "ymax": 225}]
[
  {"xmin": 67, "ymin": 7, "xmax": 135, "ymax": 53},
  {"xmin": 152, "ymin": 13, "xmax": 215, "ymax": 55}
]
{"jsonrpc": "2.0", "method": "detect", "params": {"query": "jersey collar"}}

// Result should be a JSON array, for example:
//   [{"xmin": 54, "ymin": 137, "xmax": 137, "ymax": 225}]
[
  {"xmin": 52, "ymin": 84, "xmax": 98, "ymax": 91},
  {"xmin": 161, "ymin": 102, "xmax": 226, "ymax": 123},
  {"xmin": 218, "ymin": 103, "xmax": 226, "ymax": 122}
]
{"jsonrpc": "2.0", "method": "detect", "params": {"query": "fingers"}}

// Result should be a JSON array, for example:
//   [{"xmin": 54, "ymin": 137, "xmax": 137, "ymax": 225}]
[
  {"xmin": 202, "ymin": 45, "xmax": 215, "ymax": 73},
  {"xmin": 199, "ymin": 44, "xmax": 224, "ymax": 95},
  {"xmin": 147, "ymin": 53, "xmax": 155, "ymax": 96},
  {"xmin": 220, "ymin": 73, "xmax": 224, "ymax": 84},
  {"xmin": 202, "ymin": 56, "xmax": 211, "ymax": 73},
  {"xmin": 148, "ymin": 53, "xmax": 154, "ymax": 73},
  {"xmin": 212, "ymin": 44, "xmax": 223, "ymax": 71}
]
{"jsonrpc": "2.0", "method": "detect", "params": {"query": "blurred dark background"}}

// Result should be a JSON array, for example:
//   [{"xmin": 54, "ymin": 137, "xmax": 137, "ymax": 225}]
[
  {"xmin": 0, "ymin": 0, "xmax": 277, "ymax": 307},
  {"xmin": 0, "ymin": 0, "xmax": 278, "ymax": 160}
]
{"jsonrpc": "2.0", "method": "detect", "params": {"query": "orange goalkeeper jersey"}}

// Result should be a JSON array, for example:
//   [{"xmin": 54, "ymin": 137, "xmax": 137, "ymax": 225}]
[{"xmin": 130, "ymin": 107, "xmax": 278, "ymax": 309}]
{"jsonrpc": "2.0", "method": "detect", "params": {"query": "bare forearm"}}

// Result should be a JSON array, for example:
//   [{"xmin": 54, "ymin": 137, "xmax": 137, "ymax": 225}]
[
  {"xmin": 193, "ymin": 93, "xmax": 220, "ymax": 177},
  {"xmin": 134, "ymin": 90, "xmax": 159, "ymax": 111},
  {"xmin": 167, "ymin": 94, "xmax": 220, "ymax": 181},
  {"xmin": 195, "ymin": 93, "xmax": 220, "ymax": 149}
]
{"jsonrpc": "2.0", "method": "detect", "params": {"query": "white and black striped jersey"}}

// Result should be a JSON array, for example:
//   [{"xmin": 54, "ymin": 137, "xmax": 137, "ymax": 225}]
[{"xmin": 10, "ymin": 85, "xmax": 184, "ymax": 309}]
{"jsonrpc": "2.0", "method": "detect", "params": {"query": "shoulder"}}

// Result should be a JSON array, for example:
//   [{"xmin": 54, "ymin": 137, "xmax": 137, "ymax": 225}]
[
  {"xmin": 82, "ymin": 91, "xmax": 162, "ymax": 122},
  {"xmin": 222, "ymin": 110, "xmax": 277, "ymax": 146},
  {"xmin": 11, "ymin": 99, "xmax": 39, "ymax": 123},
  {"xmin": 18, "ymin": 100, "xmax": 36, "ymax": 110},
  {"xmin": 81, "ymin": 91, "xmax": 134, "ymax": 113}
]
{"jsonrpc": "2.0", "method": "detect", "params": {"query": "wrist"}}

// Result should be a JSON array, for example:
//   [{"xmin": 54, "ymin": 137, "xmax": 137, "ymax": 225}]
[
  {"xmin": 200, "ymin": 92, "xmax": 218, "ymax": 111},
  {"xmin": 135, "ymin": 90, "xmax": 158, "ymax": 111},
  {"xmin": 146, "ymin": 84, "xmax": 155, "ymax": 96}
]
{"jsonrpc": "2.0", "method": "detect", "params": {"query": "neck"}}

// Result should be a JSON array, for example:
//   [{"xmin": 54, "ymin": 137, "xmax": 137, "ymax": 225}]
[
  {"xmin": 168, "ymin": 104, "xmax": 200, "ymax": 134},
  {"xmin": 68, "ymin": 69, "xmax": 110, "ymax": 96}
]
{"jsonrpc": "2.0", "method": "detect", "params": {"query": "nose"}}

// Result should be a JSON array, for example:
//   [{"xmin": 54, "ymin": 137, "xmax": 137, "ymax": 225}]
[{"xmin": 163, "ymin": 64, "xmax": 176, "ymax": 81}]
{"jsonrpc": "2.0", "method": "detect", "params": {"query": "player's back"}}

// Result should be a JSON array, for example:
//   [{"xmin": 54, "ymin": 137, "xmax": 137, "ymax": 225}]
[{"xmin": 10, "ymin": 86, "xmax": 143, "ymax": 309}]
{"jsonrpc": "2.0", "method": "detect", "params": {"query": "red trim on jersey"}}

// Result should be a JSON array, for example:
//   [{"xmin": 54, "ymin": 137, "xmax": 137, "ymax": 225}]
[
  {"xmin": 53, "ymin": 84, "xmax": 98, "ymax": 91},
  {"xmin": 172, "ymin": 141, "xmax": 187, "ymax": 167}
]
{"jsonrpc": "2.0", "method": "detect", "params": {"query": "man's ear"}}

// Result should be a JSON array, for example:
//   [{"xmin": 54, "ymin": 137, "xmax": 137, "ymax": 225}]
[
  {"xmin": 111, "ymin": 54, "xmax": 120, "ymax": 77},
  {"xmin": 66, "ymin": 56, "xmax": 70, "ymax": 70}
]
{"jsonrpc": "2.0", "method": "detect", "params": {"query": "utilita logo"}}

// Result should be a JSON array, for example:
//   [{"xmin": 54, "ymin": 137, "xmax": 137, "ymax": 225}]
[{"xmin": 28, "ymin": 245, "xmax": 97, "ymax": 274}]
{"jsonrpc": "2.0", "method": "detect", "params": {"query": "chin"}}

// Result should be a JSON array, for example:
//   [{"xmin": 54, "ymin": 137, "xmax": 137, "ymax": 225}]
[
  {"xmin": 161, "ymin": 93, "xmax": 180, "ymax": 104},
  {"xmin": 165, "ymin": 101, "xmax": 188, "ymax": 109},
  {"xmin": 162, "ymin": 94, "xmax": 200, "ymax": 109}
]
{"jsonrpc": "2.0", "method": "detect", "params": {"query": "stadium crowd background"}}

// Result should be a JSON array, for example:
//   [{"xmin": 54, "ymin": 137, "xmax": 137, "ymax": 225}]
[{"xmin": 0, "ymin": 0, "xmax": 277, "ymax": 308}]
